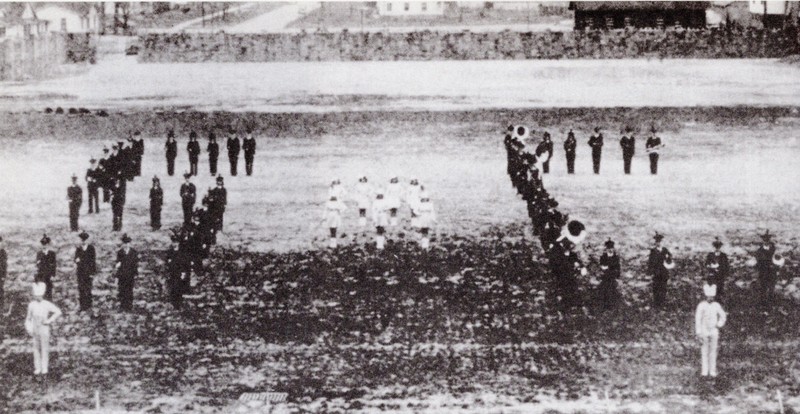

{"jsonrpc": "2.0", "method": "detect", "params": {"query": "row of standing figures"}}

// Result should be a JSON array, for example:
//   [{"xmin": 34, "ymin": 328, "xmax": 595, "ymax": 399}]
[
  {"xmin": 516, "ymin": 125, "xmax": 666, "ymax": 175},
  {"xmin": 164, "ymin": 129, "xmax": 257, "ymax": 177},
  {"xmin": 322, "ymin": 177, "xmax": 436, "ymax": 250}
]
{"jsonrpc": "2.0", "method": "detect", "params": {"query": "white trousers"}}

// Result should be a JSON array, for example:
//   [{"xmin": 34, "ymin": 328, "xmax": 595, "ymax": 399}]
[
  {"xmin": 32, "ymin": 326, "xmax": 51, "ymax": 375},
  {"xmin": 700, "ymin": 333, "xmax": 719, "ymax": 377}
]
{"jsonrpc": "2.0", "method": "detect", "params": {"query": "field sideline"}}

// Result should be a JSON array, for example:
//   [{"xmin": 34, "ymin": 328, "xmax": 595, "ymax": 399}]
[{"xmin": 0, "ymin": 108, "xmax": 798, "ymax": 413}]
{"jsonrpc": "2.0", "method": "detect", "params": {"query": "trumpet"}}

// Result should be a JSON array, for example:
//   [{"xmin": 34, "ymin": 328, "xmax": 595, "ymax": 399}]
[{"xmin": 646, "ymin": 144, "xmax": 666, "ymax": 154}]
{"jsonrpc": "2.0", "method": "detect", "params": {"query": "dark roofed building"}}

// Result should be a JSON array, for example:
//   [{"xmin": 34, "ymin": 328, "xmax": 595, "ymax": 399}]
[{"xmin": 569, "ymin": 1, "xmax": 709, "ymax": 30}]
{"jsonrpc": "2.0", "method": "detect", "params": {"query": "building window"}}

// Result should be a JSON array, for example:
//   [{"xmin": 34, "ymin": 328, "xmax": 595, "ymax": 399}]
[
  {"xmin": 421, "ymin": 2, "xmax": 427, "ymax": 11},
  {"xmin": 387, "ymin": 3, "xmax": 392, "ymax": 12},
  {"xmin": 404, "ymin": 2, "xmax": 410, "ymax": 11},
  {"xmin": 61, "ymin": 18, "xmax": 67, "ymax": 32}
]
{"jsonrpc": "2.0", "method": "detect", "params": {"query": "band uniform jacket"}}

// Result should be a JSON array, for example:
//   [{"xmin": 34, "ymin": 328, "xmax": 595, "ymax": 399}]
[
  {"xmin": 36, "ymin": 250, "xmax": 56, "ymax": 282},
  {"xmin": 648, "ymin": 247, "xmax": 672, "ymax": 277},
  {"xmin": 646, "ymin": 136, "xmax": 662, "ymax": 153},
  {"xmin": 588, "ymin": 134, "xmax": 604, "ymax": 151},
  {"xmin": 705, "ymin": 251, "xmax": 730, "ymax": 278},
  {"xmin": 227, "ymin": 137, "xmax": 241, "ymax": 156},
  {"xmin": 68, "ymin": 184, "xmax": 83, "ymax": 207},
  {"xmin": 116, "ymin": 248, "xmax": 139, "ymax": 279},
  {"xmin": 207, "ymin": 141, "xmax": 220, "ymax": 160},
  {"xmin": 754, "ymin": 243, "xmax": 777, "ymax": 274},
  {"xmin": 243, "ymin": 137, "xmax": 256, "ymax": 158},
  {"xmin": 180, "ymin": 182, "xmax": 197, "ymax": 206},
  {"xmin": 187, "ymin": 140, "xmax": 201, "ymax": 161},
  {"xmin": 599, "ymin": 252, "xmax": 621, "ymax": 283},
  {"xmin": 150, "ymin": 186, "xmax": 164, "ymax": 209},
  {"xmin": 620, "ymin": 135, "xmax": 636, "ymax": 156},
  {"xmin": 564, "ymin": 137, "xmax": 577, "ymax": 155},
  {"xmin": 165, "ymin": 139, "xmax": 178, "ymax": 159},
  {"xmin": 74, "ymin": 245, "xmax": 97, "ymax": 276}
]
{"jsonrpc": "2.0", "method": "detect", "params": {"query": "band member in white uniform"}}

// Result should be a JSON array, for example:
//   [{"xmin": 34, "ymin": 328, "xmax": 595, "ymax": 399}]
[
  {"xmin": 385, "ymin": 177, "xmax": 403, "ymax": 227},
  {"xmin": 372, "ymin": 190, "xmax": 390, "ymax": 250},
  {"xmin": 416, "ymin": 193, "xmax": 436, "ymax": 250},
  {"xmin": 354, "ymin": 177, "xmax": 372, "ymax": 227},
  {"xmin": 323, "ymin": 195, "xmax": 346, "ymax": 248},
  {"xmin": 328, "ymin": 179, "xmax": 345, "ymax": 200},
  {"xmin": 405, "ymin": 178, "xmax": 422, "ymax": 226}
]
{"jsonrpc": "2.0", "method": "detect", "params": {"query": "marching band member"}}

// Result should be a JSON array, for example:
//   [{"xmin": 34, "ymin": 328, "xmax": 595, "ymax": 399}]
[
  {"xmin": 695, "ymin": 283, "xmax": 726, "ymax": 379},
  {"xmin": 598, "ymin": 238, "xmax": 621, "ymax": 310},
  {"xmin": 648, "ymin": 232, "xmax": 675, "ymax": 308},
  {"xmin": 372, "ymin": 190, "xmax": 390, "ymax": 250},
  {"xmin": 705, "ymin": 237, "xmax": 730, "ymax": 300},
  {"xmin": 26, "ymin": 282, "xmax": 62, "ymax": 377},
  {"xmin": 406, "ymin": 178, "xmax": 422, "ymax": 226},
  {"xmin": 354, "ymin": 177, "xmax": 372, "ymax": 227},
  {"xmin": 645, "ymin": 126, "xmax": 665, "ymax": 175},
  {"xmin": 416, "ymin": 191, "xmax": 436, "ymax": 250},
  {"xmin": 328, "ymin": 179, "xmax": 345, "ymax": 200},
  {"xmin": 323, "ymin": 195, "xmax": 346, "ymax": 248},
  {"xmin": 749, "ymin": 230, "xmax": 784, "ymax": 309},
  {"xmin": 386, "ymin": 177, "xmax": 403, "ymax": 227}
]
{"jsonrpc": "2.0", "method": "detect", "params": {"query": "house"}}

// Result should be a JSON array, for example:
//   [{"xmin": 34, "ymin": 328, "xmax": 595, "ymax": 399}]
[
  {"xmin": 0, "ymin": 3, "xmax": 50, "ymax": 39},
  {"xmin": 35, "ymin": 4, "xmax": 100, "ymax": 34},
  {"xmin": 569, "ymin": 1, "xmax": 710, "ymax": 30},
  {"xmin": 376, "ymin": 2, "xmax": 446, "ymax": 16},
  {"xmin": 748, "ymin": 1, "xmax": 792, "ymax": 28}
]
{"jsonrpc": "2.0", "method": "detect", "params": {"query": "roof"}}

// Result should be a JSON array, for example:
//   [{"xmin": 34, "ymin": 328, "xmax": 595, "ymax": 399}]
[{"xmin": 569, "ymin": 2, "xmax": 710, "ymax": 11}]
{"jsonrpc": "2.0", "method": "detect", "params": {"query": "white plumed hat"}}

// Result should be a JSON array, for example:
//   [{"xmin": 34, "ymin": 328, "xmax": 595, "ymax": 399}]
[
  {"xmin": 32, "ymin": 282, "xmax": 46, "ymax": 297},
  {"xmin": 703, "ymin": 283, "xmax": 717, "ymax": 297}
]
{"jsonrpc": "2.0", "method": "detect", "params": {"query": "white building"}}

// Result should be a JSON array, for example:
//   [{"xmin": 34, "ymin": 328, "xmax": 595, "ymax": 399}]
[
  {"xmin": 377, "ymin": 2, "xmax": 446, "ymax": 16},
  {"xmin": 0, "ymin": 4, "xmax": 50, "ymax": 39},
  {"xmin": 748, "ymin": 0, "xmax": 788, "ymax": 14},
  {"xmin": 35, "ymin": 5, "xmax": 100, "ymax": 34}
]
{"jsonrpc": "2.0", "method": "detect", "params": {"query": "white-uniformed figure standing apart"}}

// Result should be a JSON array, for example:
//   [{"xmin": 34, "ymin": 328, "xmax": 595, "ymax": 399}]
[
  {"xmin": 695, "ymin": 283, "xmax": 727, "ymax": 379},
  {"xmin": 385, "ymin": 177, "xmax": 403, "ymax": 227},
  {"xmin": 25, "ymin": 282, "xmax": 62, "ymax": 376},
  {"xmin": 354, "ymin": 177, "xmax": 372, "ymax": 227},
  {"xmin": 328, "ymin": 179, "xmax": 345, "ymax": 200},
  {"xmin": 323, "ymin": 195, "xmax": 347, "ymax": 248},
  {"xmin": 416, "ymin": 188, "xmax": 436, "ymax": 250},
  {"xmin": 406, "ymin": 178, "xmax": 422, "ymax": 226},
  {"xmin": 372, "ymin": 189, "xmax": 390, "ymax": 250}
]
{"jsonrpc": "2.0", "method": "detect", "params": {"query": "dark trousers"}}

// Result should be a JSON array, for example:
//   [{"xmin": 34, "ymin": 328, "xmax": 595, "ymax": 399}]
[
  {"xmin": 88, "ymin": 187, "xmax": 99, "ymax": 213},
  {"xmin": 182, "ymin": 203, "xmax": 193, "ymax": 225},
  {"xmin": 542, "ymin": 159, "xmax": 550, "ymax": 174},
  {"xmin": 757, "ymin": 271, "xmax": 776, "ymax": 308},
  {"xmin": 167, "ymin": 157, "xmax": 176, "ymax": 176},
  {"xmin": 168, "ymin": 277, "xmax": 183, "ymax": 310},
  {"xmin": 69, "ymin": 204, "xmax": 80, "ymax": 231},
  {"xmin": 592, "ymin": 149, "xmax": 602, "ymax": 174},
  {"xmin": 245, "ymin": 155, "xmax": 254, "ymax": 176},
  {"xmin": 623, "ymin": 154, "xmax": 633, "ymax": 174},
  {"xmin": 649, "ymin": 153, "xmax": 659, "ymax": 175},
  {"xmin": 598, "ymin": 280, "xmax": 618, "ymax": 310},
  {"xmin": 566, "ymin": 154, "xmax": 575, "ymax": 174},
  {"xmin": 209, "ymin": 157, "xmax": 218, "ymax": 175},
  {"xmin": 652, "ymin": 273, "xmax": 668, "ymax": 307},
  {"xmin": 189, "ymin": 158, "xmax": 198, "ymax": 176},
  {"xmin": 135, "ymin": 159, "xmax": 142, "ymax": 177},
  {"xmin": 229, "ymin": 155, "xmax": 238, "ymax": 176},
  {"xmin": 103, "ymin": 187, "xmax": 110, "ymax": 203},
  {"xmin": 77, "ymin": 274, "xmax": 92, "ymax": 311},
  {"xmin": 118, "ymin": 276, "xmax": 134, "ymax": 311},
  {"xmin": 151, "ymin": 206, "xmax": 161, "ymax": 230},
  {"xmin": 112, "ymin": 204, "xmax": 123, "ymax": 231}
]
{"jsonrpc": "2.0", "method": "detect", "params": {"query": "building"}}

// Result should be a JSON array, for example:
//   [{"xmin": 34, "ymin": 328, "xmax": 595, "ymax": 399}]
[
  {"xmin": 0, "ymin": 3, "xmax": 50, "ymax": 39},
  {"xmin": 569, "ymin": 1, "xmax": 709, "ymax": 30},
  {"xmin": 748, "ymin": 1, "xmax": 792, "ymax": 28},
  {"xmin": 376, "ymin": 2, "xmax": 446, "ymax": 16},
  {"xmin": 35, "ymin": 4, "xmax": 100, "ymax": 34}
]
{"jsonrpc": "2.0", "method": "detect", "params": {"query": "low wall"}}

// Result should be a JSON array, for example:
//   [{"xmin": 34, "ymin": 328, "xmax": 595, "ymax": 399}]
[
  {"xmin": 139, "ymin": 27, "xmax": 800, "ymax": 62},
  {"xmin": 0, "ymin": 33, "xmax": 96, "ymax": 81}
]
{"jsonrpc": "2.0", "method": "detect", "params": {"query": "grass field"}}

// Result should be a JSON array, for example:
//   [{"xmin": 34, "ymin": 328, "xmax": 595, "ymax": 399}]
[{"xmin": 0, "ymin": 108, "xmax": 798, "ymax": 413}]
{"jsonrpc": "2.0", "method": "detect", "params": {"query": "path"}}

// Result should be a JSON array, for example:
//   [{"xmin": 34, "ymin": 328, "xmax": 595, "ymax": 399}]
[
  {"xmin": 165, "ymin": 2, "xmax": 257, "ymax": 33},
  {"xmin": 225, "ymin": 3, "xmax": 320, "ymax": 33}
]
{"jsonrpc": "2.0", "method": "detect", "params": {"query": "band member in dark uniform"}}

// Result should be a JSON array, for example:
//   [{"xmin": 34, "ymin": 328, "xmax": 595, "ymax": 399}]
[
  {"xmin": 243, "ymin": 130, "xmax": 257, "ymax": 176},
  {"xmin": 0, "ymin": 237, "xmax": 6, "ymax": 310},
  {"xmin": 132, "ymin": 131, "xmax": 144, "ymax": 177},
  {"xmin": 149, "ymin": 176, "xmax": 164, "ymax": 230},
  {"xmin": 647, "ymin": 232, "xmax": 675, "ymax": 308},
  {"xmin": 620, "ymin": 127, "xmax": 636, "ymax": 175},
  {"xmin": 74, "ymin": 231, "xmax": 96, "ymax": 312},
  {"xmin": 207, "ymin": 132, "xmax": 219, "ymax": 176},
  {"xmin": 705, "ymin": 237, "xmax": 730, "ymax": 300},
  {"xmin": 180, "ymin": 173, "xmax": 197, "ymax": 226},
  {"xmin": 536, "ymin": 132, "xmax": 554, "ymax": 174},
  {"xmin": 226, "ymin": 129, "xmax": 241, "ymax": 176},
  {"xmin": 598, "ymin": 238, "xmax": 621, "ymax": 310},
  {"xmin": 67, "ymin": 174, "xmax": 83, "ymax": 232},
  {"xmin": 752, "ymin": 230, "xmax": 784, "ymax": 309},
  {"xmin": 114, "ymin": 234, "xmax": 138, "ymax": 312},
  {"xmin": 111, "ymin": 174, "xmax": 126, "ymax": 231},
  {"xmin": 645, "ymin": 127, "xmax": 663, "ymax": 175},
  {"xmin": 86, "ymin": 159, "xmax": 100, "ymax": 214},
  {"xmin": 209, "ymin": 176, "xmax": 227, "ymax": 232},
  {"xmin": 98, "ymin": 147, "xmax": 111, "ymax": 202},
  {"xmin": 588, "ymin": 127, "xmax": 603, "ymax": 174},
  {"xmin": 187, "ymin": 131, "xmax": 201, "ymax": 176},
  {"xmin": 165, "ymin": 233, "xmax": 189, "ymax": 310},
  {"xmin": 165, "ymin": 130, "xmax": 178, "ymax": 176},
  {"xmin": 35, "ymin": 235, "xmax": 56, "ymax": 301},
  {"xmin": 564, "ymin": 129, "xmax": 577, "ymax": 174}
]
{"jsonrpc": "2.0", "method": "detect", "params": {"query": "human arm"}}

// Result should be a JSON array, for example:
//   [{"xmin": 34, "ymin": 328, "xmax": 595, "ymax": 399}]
[{"xmin": 716, "ymin": 304, "xmax": 727, "ymax": 329}]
